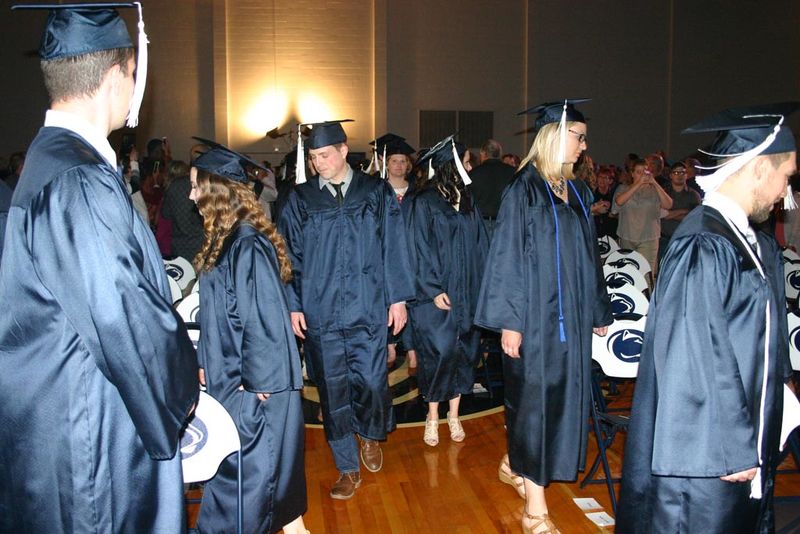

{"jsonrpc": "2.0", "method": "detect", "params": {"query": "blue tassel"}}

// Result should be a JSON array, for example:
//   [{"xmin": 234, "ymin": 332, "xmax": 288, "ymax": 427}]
[{"xmin": 559, "ymin": 319, "xmax": 566, "ymax": 342}]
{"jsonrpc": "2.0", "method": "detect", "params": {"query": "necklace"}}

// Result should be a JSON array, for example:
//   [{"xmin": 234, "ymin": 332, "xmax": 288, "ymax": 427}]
[{"xmin": 548, "ymin": 176, "xmax": 567, "ymax": 197}]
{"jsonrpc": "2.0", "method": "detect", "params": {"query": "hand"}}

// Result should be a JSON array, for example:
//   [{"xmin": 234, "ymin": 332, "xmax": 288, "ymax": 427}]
[
  {"xmin": 198, "ymin": 368, "xmax": 206, "ymax": 386},
  {"xmin": 593, "ymin": 326, "xmax": 608, "ymax": 336},
  {"xmin": 720, "ymin": 467, "xmax": 757, "ymax": 483},
  {"xmin": 501, "ymin": 329, "xmax": 523, "ymax": 358},
  {"xmin": 291, "ymin": 312, "xmax": 307, "ymax": 339},
  {"xmin": 129, "ymin": 145, "xmax": 139, "ymax": 162},
  {"xmin": 256, "ymin": 392, "xmax": 271, "ymax": 402},
  {"xmin": 433, "ymin": 292, "xmax": 452, "ymax": 310},
  {"xmin": 387, "ymin": 302, "xmax": 407, "ymax": 336}
]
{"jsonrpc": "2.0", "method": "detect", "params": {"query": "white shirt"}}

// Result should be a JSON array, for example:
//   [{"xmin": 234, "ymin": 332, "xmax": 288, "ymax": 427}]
[
  {"xmin": 703, "ymin": 191, "xmax": 761, "ymax": 259},
  {"xmin": 44, "ymin": 109, "xmax": 117, "ymax": 169}
]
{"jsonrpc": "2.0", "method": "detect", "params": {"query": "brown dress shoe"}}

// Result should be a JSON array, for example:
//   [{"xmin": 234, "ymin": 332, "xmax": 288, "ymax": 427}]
[
  {"xmin": 360, "ymin": 439, "xmax": 383, "ymax": 472},
  {"xmin": 329, "ymin": 471, "xmax": 362, "ymax": 500}
]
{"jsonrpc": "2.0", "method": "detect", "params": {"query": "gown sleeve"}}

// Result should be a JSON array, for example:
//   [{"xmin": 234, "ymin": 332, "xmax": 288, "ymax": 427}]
[
  {"xmin": 277, "ymin": 189, "xmax": 304, "ymax": 312},
  {"xmin": 29, "ymin": 165, "xmax": 198, "ymax": 460},
  {"xmin": 231, "ymin": 236, "xmax": 298, "ymax": 393},
  {"xmin": 380, "ymin": 181, "xmax": 414, "ymax": 305},
  {"xmin": 474, "ymin": 179, "xmax": 529, "ymax": 333},
  {"xmin": 648, "ymin": 234, "xmax": 759, "ymax": 476}
]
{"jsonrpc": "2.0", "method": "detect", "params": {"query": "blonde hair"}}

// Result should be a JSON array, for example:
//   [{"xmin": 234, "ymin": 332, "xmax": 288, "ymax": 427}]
[
  {"xmin": 193, "ymin": 170, "xmax": 292, "ymax": 282},
  {"xmin": 519, "ymin": 122, "xmax": 581, "ymax": 180}
]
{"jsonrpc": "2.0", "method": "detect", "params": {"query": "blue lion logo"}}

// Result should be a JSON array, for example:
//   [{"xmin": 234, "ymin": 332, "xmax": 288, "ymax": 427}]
[
  {"xmin": 610, "ymin": 293, "xmax": 635, "ymax": 316},
  {"xmin": 598, "ymin": 240, "xmax": 611, "ymax": 255},
  {"xmin": 788, "ymin": 270, "xmax": 800, "ymax": 291},
  {"xmin": 607, "ymin": 329, "xmax": 643, "ymax": 363},
  {"xmin": 605, "ymin": 272, "xmax": 633, "ymax": 289},
  {"xmin": 790, "ymin": 325, "xmax": 800, "ymax": 353},
  {"xmin": 166, "ymin": 264, "xmax": 185, "ymax": 280},
  {"xmin": 608, "ymin": 257, "xmax": 641, "ymax": 270},
  {"xmin": 180, "ymin": 417, "xmax": 208, "ymax": 459}
]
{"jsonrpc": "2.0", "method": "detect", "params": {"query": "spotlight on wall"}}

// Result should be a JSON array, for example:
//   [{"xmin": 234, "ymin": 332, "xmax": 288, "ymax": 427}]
[{"xmin": 243, "ymin": 88, "xmax": 290, "ymax": 139}]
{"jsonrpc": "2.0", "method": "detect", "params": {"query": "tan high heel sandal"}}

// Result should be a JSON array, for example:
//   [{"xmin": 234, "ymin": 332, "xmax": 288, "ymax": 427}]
[
  {"xmin": 446, "ymin": 411, "xmax": 465, "ymax": 442},
  {"xmin": 423, "ymin": 416, "xmax": 439, "ymax": 446},
  {"xmin": 498, "ymin": 454, "xmax": 525, "ymax": 498},
  {"xmin": 522, "ymin": 512, "xmax": 560, "ymax": 534}
]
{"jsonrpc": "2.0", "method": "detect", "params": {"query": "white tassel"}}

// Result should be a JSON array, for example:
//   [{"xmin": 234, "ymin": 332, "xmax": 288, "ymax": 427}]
[
  {"xmin": 452, "ymin": 140, "xmax": 472, "ymax": 185},
  {"xmin": 696, "ymin": 114, "xmax": 783, "ymax": 195},
  {"xmin": 557, "ymin": 100, "xmax": 568, "ymax": 164},
  {"xmin": 365, "ymin": 147, "xmax": 377, "ymax": 174},
  {"xmin": 125, "ymin": 2, "xmax": 148, "ymax": 128},
  {"xmin": 296, "ymin": 124, "xmax": 307, "ymax": 185},
  {"xmin": 380, "ymin": 144, "xmax": 387, "ymax": 180},
  {"xmin": 785, "ymin": 185, "xmax": 797, "ymax": 210},
  {"xmin": 427, "ymin": 160, "xmax": 434, "ymax": 180}
]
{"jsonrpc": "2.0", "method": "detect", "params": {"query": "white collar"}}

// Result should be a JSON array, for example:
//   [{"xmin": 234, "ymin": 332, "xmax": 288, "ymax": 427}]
[
  {"xmin": 703, "ymin": 191, "xmax": 751, "ymax": 238},
  {"xmin": 44, "ymin": 110, "xmax": 117, "ymax": 169}
]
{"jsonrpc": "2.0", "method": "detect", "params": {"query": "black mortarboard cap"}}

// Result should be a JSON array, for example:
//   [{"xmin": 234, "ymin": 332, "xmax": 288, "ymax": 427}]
[
  {"xmin": 13, "ymin": 3, "xmax": 136, "ymax": 61},
  {"xmin": 415, "ymin": 134, "xmax": 466, "ymax": 168},
  {"xmin": 682, "ymin": 102, "xmax": 799, "ymax": 156},
  {"xmin": 191, "ymin": 137, "xmax": 267, "ymax": 184},
  {"xmin": 370, "ymin": 133, "xmax": 405, "ymax": 148},
  {"xmin": 385, "ymin": 140, "xmax": 415, "ymax": 157},
  {"xmin": 303, "ymin": 119, "xmax": 353, "ymax": 150},
  {"xmin": 518, "ymin": 98, "xmax": 590, "ymax": 130}
]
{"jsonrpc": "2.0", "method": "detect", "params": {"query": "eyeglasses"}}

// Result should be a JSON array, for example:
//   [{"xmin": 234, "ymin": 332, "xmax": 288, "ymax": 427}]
[
  {"xmin": 567, "ymin": 129, "xmax": 588, "ymax": 144},
  {"xmin": 670, "ymin": 169, "xmax": 687, "ymax": 175}
]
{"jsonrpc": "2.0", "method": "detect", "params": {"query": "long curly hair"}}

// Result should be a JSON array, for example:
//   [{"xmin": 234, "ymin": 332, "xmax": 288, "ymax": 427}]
[{"xmin": 192, "ymin": 169, "xmax": 292, "ymax": 282}]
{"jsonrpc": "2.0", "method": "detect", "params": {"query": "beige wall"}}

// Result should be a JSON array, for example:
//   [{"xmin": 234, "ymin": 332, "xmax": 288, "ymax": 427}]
[{"xmin": 2, "ymin": 0, "xmax": 799, "ymax": 167}]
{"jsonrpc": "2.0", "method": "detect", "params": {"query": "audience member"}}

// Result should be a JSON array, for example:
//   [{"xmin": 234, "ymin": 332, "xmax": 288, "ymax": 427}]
[
  {"xmin": 684, "ymin": 156, "xmax": 705, "ymax": 197},
  {"xmin": 659, "ymin": 161, "xmax": 701, "ymax": 262},
  {"xmin": 502, "ymin": 152, "xmax": 521, "ymax": 168},
  {"xmin": 160, "ymin": 159, "xmax": 203, "ymax": 260},
  {"xmin": 470, "ymin": 139, "xmax": 516, "ymax": 238},
  {"xmin": 4, "ymin": 151, "xmax": 25, "ymax": 190},
  {"xmin": 590, "ymin": 165, "xmax": 618, "ymax": 238}
]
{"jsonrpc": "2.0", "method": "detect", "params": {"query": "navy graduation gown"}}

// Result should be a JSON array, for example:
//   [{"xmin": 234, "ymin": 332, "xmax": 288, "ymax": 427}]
[
  {"xmin": 0, "ymin": 127, "xmax": 198, "ymax": 532},
  {"xmin": 474, "ymin": 164, "xmax": 612, "ymax": 485},
  {"xmin": 406, "ymin": 188, "xmax": 489, "ymax": 402},
  {"xmin": 278, "ymin": 171, "xmax": 414, "ymax": 441},
  {"xmin": 616, "ymin": 206, "xmax": 790, "ymax": 534},
  {"xmin": 196, "ymin": 224, "xmax": 306, "ymax": 534}
]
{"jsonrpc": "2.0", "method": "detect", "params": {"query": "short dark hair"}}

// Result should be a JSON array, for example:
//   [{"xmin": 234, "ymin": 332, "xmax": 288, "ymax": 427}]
[{"xmin": 41, "ymin": 47, "xmax": 134, "ymax": 104}]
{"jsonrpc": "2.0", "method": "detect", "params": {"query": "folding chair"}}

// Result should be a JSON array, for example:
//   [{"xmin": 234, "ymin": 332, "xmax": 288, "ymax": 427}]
[
  {"xmin": 597, "ymin": 235, "xmax": 620, "ymax": 261},
  {"xmin": 164, "ymin": 256, "xmax": 197, "ymax": 291},
  {"xmin": 783, "ymin": 248, "xmax": 800, "ymax": 264},
  {"xmin": 582, "ymin": 316, "xmax": 645, "ymax": 515},
  {"xmin": 603, "ymin": 263, "xmax": 649, "ymax": 297},
  {"xmin": 182, "ymin": 391, "xmax": 242, "ymax": 534},
  {"xmin": 176, "ymin": 292, "xmax": 200, "ymax": 323}
]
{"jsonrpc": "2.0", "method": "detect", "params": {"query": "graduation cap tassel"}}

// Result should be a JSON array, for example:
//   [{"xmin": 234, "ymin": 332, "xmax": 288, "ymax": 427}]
[
  {"xmin": 559, "ymin": 318, "xmax": 566, "ymax": 343},
  {"xmin": 125, "ymin": 2, "xmax": 148, "ymax": 128},
  {"xmin": 296, "ymin": 123, "xmax": 307, "ymax": 185},
  {"xmin": 451, "ymin": 140, "xmax": 472, "ymax": 185},
  {"xmin": 785, "ymin": 186, "xmax": 797, "ymax": 210},
  {"xmin": 381, "ymin": 144, "xmax": 387, "ymax": 180},
  {"xmin": 557, "ymin": 100, "xmax": 568, "ymax": 165},
  {"xmin": 366, "ymin": 147, "xmax": 377, "ymax": 174},
  {"xmin": 545, "ymin": 182, "xmax": 567, "ymax": 343},
  {"xmin": 428, "ymin": 160, "xmax": 434, "ymax": 180}
]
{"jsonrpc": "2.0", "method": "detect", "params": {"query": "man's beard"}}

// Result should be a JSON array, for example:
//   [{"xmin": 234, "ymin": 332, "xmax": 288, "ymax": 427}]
[{"xmin": 750, "ymin": 200, "xmax": 773, "ymax": 224}]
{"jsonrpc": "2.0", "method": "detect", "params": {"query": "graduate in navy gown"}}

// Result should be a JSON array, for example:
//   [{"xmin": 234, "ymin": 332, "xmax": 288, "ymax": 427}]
[
  {"xmin": 278, "ymin": 120, "xmax": 414, "ymax": 500},
  {"xmin": 406, "ymin": 135, "xmax": 488, "ymax": 446},
  {"xmin": 617, "ymin": 104, "xmax": 798, "ymax": 534},
  {"xmin": 474, "ymin": 100, "xmax": 612, "ymax": 534},
  {"xmin": 189, "ymin": 143, "xmax": 308, "ymax": 534},
  {"xmin": 0, "ymin": 5, "xmax": 199, "ymax": 532},
  {"xmin": 372, "ymin": 133, "xmax": 420, "ymax": 370}
]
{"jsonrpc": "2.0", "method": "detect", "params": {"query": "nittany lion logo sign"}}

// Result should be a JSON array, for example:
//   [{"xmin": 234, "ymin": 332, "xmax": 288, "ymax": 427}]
[
  {"xmin": 180, "ymin": 418, "xmax": 208, "ymax": 459},
  {"xmin": 607, "ymin": 329, "xmax": 643, "ymax": 363},
  {"xmin": 787, "ymin": 270, "xmax": 800, "ymax": 291},
  {"xmin": 605, "ymin": 271, "xmax": 633, "ymax": 289},
  {"xmin": 790, "ymin": 325, "xmax": 800, "ymax": 354},
  {"xmin": 610, "ymin": 292, "xmax": 636, "ymax": 316},
  {"xmin": 166, "ymin": 264, "xmax": 185, "ymax": 280},
  {"xmin": 607, "ymin": 258, "xmax": 641, "ymax": 270},
  {"xmin": 598, "ymin": 240, "xmax": 611, "ymax": 255}
]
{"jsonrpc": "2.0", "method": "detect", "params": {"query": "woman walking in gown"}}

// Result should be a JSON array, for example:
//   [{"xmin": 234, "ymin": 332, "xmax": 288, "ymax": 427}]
[
  {"xmin": 475, "ymin": 100, "xmax": 612, "ymax": 533},
  {"xmin": 406, "ymin": 136, "xmax": 489, "ymax": 446},
  {"xmin": 190, "ymin": 144, "xmax": 309, "ymax": 534}
]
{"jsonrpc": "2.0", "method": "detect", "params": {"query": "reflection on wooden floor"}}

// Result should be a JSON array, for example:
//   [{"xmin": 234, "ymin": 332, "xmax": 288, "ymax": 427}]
[{"xmin": 187, "ymin": 382, "xmax": 800, "ymax": 533}]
